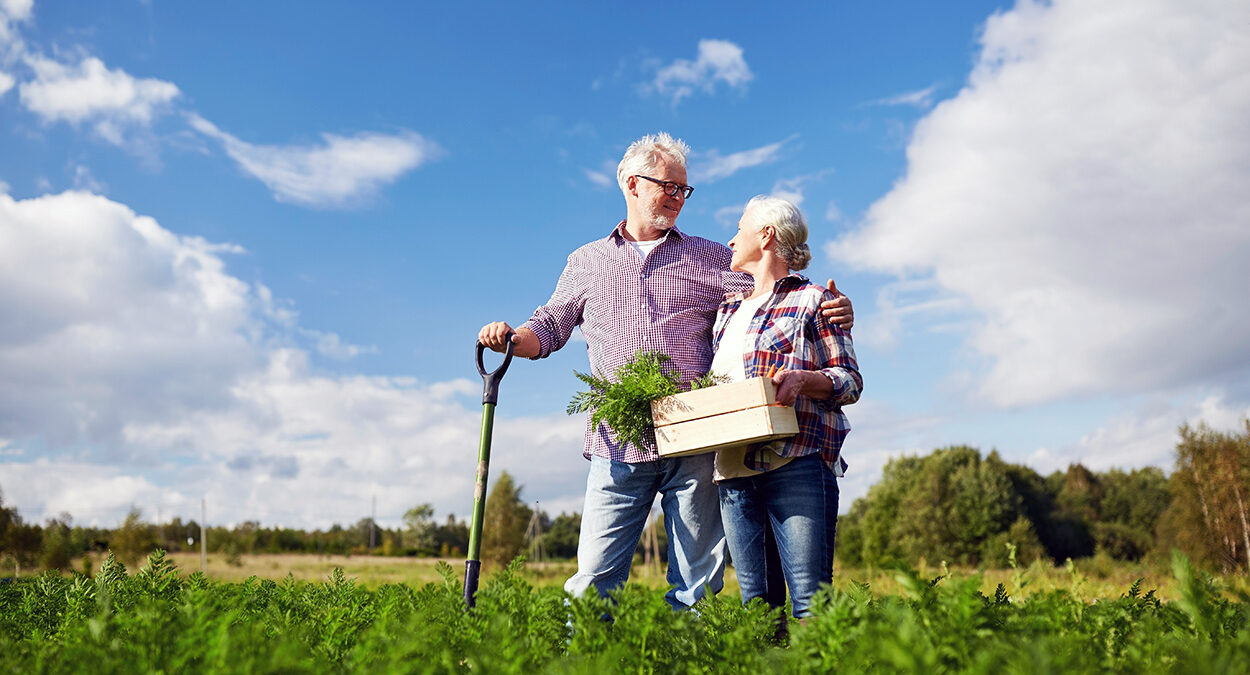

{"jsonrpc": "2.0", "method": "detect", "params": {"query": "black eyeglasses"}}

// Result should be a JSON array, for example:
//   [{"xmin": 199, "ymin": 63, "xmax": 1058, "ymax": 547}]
[{"xmin": 634, "ymin": 175, "xmax": 694, "ymax": 199}]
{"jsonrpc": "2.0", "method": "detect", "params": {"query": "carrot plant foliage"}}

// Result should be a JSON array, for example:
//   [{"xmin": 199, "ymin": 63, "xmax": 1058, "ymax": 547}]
[{"xmin": 2, "ymin": 549, "xmax": 1249, "ymax": 673}]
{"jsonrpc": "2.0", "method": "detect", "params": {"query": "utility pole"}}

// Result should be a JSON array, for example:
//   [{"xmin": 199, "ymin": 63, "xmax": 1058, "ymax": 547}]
[
  {"xmin": 200, "ymin": 498, "xmax": 207, "ymax": 573},
  {"xmin": 525, "ymin": 502, "xmax": 545, "ymax": 564},
  {"xmin": 370, "ymin": 496, "xmax": 377, "ymax": 553},
  {"xmin": 644, "ymin": 504, "xmax": 660, "ymax": 577}
]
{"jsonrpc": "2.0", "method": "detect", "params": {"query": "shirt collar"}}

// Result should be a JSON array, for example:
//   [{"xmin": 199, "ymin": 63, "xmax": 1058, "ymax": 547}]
[
  {"xmin": 609, "ymin": 220, "xmax": 685, "ymax": 243},
  {"xmin": 723, "ymin": 273, "xmax": 809, "ymax": 303}
]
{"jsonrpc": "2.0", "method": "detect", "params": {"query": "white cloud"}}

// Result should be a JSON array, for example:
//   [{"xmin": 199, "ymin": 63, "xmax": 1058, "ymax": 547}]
[
  {"xmin": 1028, "ymin": 392, "xmax": 1250, "ymax": 475},
  {"xmin": 71, "ymin": 163, "xmax": 106, "ymax": 192},
  {"xmin": 19, "ymin": 55, "xmax": 180, "ymax": 143},
  {"xmin": 0, "ymin": 70, "xmax": 14, "ymax": 97},
  {"xmin": 835, "ymin": 398, "xmax": 948, "ymax": 509},
  {"xmin": 0, "ymin": 0, "xmax": 31, "ymax": 57},
  {"xmin": 829, "ymin": 0, "xmax": 1250, "ymax": 407},
  {"xmin": 714, "ymin": 202, "xmax": 747, "ymax": 228},
  {"xmin": 691, "ymin": 137, "xmax": 789, "ymax": 183},
  {"xmin": 583, "ymin": 168, "xmax": 612, "ymax": 188},
  {"xmin": 0, "ymin": 190, "xmax": 257, "ymax": 445},
  {"xmin": 869, "ymin": 85, "xmax": 939, "ymax": 109},
  {"xmin": 857, "ymin": 278, "xmax": 974, "ymax": 351},
  {"xmin": 0, "ymin": 459, "xmax": 173, "ymax": 527},
  {"xmin": 711, "ymin": 173, "xmax": 818, "ymax": 229},
  {"xmin": 648, "ymin": 39, "xmax": 753, "ymax": 105},
  {"xmin": 189, "ymin": 114, "xmax": 440, "ymax": 208},
  {"xmin": 767, "ymin": 175, "xmax": 808, "ymax": 208},
  {"xmin": 825, "ymin": 200, "xmax": 844, "ymax": 223},
  {"xmin": 307, "ymin": 329, "xmax": 376, "ymax": 360},
  {"xmin": 0, "ymin": 0, "xmax": 32, "ymax": 22},
  {"xmin": 0, "ymin": 190, "xmax": 589, "ymax": 527}
]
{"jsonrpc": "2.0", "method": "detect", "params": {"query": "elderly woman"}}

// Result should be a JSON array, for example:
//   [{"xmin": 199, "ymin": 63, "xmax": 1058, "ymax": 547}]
[{"xmin": 710, "ymin": 196, "xmax": 862, "ymax": 618}]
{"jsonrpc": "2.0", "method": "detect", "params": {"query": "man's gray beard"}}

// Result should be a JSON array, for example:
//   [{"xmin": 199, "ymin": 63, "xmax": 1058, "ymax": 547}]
[{"xmin": 649, "ymin": 212, "xmax": 676, "ymax": 231}]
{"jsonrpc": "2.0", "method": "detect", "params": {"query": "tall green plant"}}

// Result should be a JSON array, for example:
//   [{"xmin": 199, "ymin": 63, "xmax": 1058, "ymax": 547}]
[{"xmin": 566, "ymin": 350, "xmax": 682, "ymax": 450}]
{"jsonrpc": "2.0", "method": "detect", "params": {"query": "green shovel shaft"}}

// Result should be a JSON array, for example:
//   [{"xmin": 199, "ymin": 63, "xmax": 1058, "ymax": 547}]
[
  {"xmin": 464, "ymin": 402, "xmax": 496, "ymax": 607},
  {"xmin": 466, "ymin": 402, "xmax": 496, "ymax": 562}
]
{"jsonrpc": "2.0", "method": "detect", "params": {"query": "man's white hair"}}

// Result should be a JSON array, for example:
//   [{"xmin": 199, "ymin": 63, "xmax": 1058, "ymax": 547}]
[{"xmin": 616, "ymin": 132, "xmax": 691, "ymax": 193}]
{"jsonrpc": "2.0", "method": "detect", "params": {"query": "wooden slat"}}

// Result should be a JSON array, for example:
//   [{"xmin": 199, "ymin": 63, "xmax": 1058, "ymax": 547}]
[
  {"xmin": 655, "ymin": 405, "xmax": 798, "ymax": 457},
  {"xmin": 651, "ymin": 377, "xmax": 777, "ymax": 426}
]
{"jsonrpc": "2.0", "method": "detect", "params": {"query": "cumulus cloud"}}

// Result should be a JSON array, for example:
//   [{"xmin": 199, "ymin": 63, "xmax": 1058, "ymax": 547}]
[
  {"xmin": 188, "ymin": 114, "xmax": 440, "ymax": 208},
  {"xmin": 0, "ymin": 190, "xmax": 256, "ymax": 445},
  {"xmin": 0, "ymin": 0, "xmax": 32, "ymax": 56},
  {"xmin": 0, "ymin": 0, "xmax": 32, "ymax": 21},
  {"xmin": 0, "ymin": 190, "xmax": 588, "ymax": 527},
  {"xmin": 691, "ymin": 137, "xmax": 790, "ymax": 183},
  {"xmin": 0, "ymin": 70, "xmax": 13, "ymax": 96},
  {"xmin": 1027, "ymin": 393, "xmax": 1250, "ymax": 475},
  {"xmin": 829, "ymin": 0, "xmax": 1250, "ymax": 407},
  {"xmin": 648, "ymin": 39, "xmax": 752, "ymax": 105},
  {"xmin": 19, "ymin": 55, "xmax": 180, "ymax": 143}
]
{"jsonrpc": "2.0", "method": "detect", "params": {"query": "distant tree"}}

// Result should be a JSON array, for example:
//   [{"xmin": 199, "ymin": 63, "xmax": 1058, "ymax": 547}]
[
  {"xmin": 1156, "ymin": 420, "xmax": 1250, "ymax": 572},
  {"xmin": 1040, "ymin": 465, "xmax": 1098, "ymax": 561},
  {"xmin": 434, "ymin": 514, "xmax": 469, "ymax": 558},
  {"xmin": 1, "ymin": 490, "xmax": 42, "ymax": 575},
  {"xmin": 1092, "ymin": 467, "xmax": 1169, "ymax": 560},
  {"xmin": 855, "ymin": 446, "xmax": 1022, "ymax": 566},
  {"xmin": 543, "ymin": 512, "xmax": 582, "ymax": 560},
  {"xmin": 403, "ymin": 504, "xmax": 437, "ymax": 553},
  {"xmin": 834, "ymin": 499, "xmax": 868, "ymax": 567},
  {"xmin": 980, "ymin": 516, "xmax": 1046, "ymax": 567},
  {"xmin": 0, "ymin": 486, "xmax": 15, "ymax": 542},
  {"xmin": 481, "ymin": 472, "xmax": 532, "ymax": 568},
  {"xmin": 111, "ymin": 508, "xmax": 157, "ymax": 566},
  {"xmin": 38, "ymin": 515, "xmax": 74, "ymax": 571}
]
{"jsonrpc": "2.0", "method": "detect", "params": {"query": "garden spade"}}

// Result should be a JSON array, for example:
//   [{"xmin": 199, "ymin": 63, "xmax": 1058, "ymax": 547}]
[{"xmin": 464, "ymin": 336, "xmax": 514, "ymax": 608}]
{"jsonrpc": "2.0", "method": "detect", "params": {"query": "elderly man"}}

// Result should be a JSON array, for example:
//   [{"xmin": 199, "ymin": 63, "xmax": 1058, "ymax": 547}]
[{"xmin": 479, "ymin": 132, "xmax": 853, "ymax": 610}]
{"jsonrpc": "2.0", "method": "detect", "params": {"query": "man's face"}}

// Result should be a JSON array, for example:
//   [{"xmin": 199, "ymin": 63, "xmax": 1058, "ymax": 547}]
[{"xmin": 633, "ymin": 155, "xmax": 688, "ymax": 231}]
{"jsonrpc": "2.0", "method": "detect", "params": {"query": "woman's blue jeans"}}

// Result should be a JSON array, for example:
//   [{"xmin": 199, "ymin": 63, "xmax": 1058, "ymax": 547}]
[{"xmin": 718, "ymin": 453, "xmax": 839, "ymax": 617}]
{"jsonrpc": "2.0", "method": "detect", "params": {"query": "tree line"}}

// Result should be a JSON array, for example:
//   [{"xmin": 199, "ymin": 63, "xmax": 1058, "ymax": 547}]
[
  {"xmin": 837, "ymin": 420, "xmax": 1250, "ymax": 573},
  {"xmin": 3, "ymin": 419, "xmax": 1248, "ymax": 575},
  {"xmin": 0, "ymin": 472, "xmax": 581, "ymax": 574}
]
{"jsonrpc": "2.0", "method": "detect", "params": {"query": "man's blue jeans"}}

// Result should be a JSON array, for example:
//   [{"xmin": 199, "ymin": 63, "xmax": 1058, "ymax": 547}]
[
  {"xmin": 564, "ymin": 453, "xmax": 726, "ymax": 610},
  {"xmin": 718, "ymin": 453, "xmax": 839, "ymax": 617}
]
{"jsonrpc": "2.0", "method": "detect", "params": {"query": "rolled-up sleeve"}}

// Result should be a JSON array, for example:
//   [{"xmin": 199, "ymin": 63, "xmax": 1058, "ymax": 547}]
[
  {"xmin": 521, "ymin": 254, "xmax": 587, "ymax": 359},
  {"xmin": 812, "ymin": 290, "xmax": 862, "ymax": 406}
]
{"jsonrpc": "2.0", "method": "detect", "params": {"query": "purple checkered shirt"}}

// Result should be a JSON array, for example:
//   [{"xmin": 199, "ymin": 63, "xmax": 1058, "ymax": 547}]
[
  {"xmin": 522, "ymin": 221, "xmax": 752, "ymax": 463},
  {"xmin": 712, "ymin": 274, "xmax": 862, "ymax": 475}
]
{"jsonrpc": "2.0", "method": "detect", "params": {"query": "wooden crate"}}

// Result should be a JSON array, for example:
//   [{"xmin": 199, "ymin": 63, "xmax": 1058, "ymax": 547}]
[{"xmin": 651, "ymin": 377, "xmax": 798, "ymax": 457}]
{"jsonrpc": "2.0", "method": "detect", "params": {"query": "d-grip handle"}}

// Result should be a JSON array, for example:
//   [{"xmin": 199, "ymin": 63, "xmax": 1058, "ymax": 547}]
[{"xmin": 475, "ymin": 336, "xmax": 515, "ymax": 405}]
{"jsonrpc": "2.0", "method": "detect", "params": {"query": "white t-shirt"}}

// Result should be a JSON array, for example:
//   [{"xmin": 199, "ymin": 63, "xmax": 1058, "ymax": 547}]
[
  {"xmin": 628, "ymin": 238, "xmax": 663, "ymax": 260},
  {"xmin": 709, "ymin": 292, "xmax": 772, "ymax": 382},
  {"xmin": 710, "ymin": 291, "xmax": 796, "ymax": 480}
]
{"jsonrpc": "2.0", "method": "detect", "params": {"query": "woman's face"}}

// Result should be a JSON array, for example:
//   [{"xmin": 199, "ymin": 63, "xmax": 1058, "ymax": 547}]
[{"xmin": 728, "ymin": 210, "xmax": 767, "ymax": 272}]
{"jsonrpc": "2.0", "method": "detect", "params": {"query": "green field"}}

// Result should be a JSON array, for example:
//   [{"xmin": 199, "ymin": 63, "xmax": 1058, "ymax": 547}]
[{"xmin": 3, "ymin": 550, "xmax": 1248, "ymax": 673}]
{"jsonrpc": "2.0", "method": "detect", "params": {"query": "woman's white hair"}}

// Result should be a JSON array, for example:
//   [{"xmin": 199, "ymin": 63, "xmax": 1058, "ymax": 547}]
[
  {"xmin": 744, "ymin": 195, "xmax": 812, "ymax": 271},
  {"xmin": 616, "ymin": 132, "xmax": 691, "ymax": 192}
]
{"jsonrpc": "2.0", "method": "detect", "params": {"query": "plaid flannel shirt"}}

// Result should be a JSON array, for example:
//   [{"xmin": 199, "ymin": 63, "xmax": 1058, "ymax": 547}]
[
  {"xmin": 522, "ymin": 221, "xmax": 753, "ymax": 463},
  {"xmin": 712, "ymin": 274, "xmax": 862, "ymax": 475}
]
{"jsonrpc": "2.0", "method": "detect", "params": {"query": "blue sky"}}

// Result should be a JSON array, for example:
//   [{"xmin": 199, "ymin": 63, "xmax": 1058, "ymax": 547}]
[{"xmin": 2, "ymin": 0, "xmax": 1248, "ymax": 530}]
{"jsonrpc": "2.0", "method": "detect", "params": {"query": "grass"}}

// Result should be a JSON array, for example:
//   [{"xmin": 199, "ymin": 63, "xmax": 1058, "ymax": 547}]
[{"xmin": 48, "ymin": 551, "xmax": 1250, "ymax": 602}]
